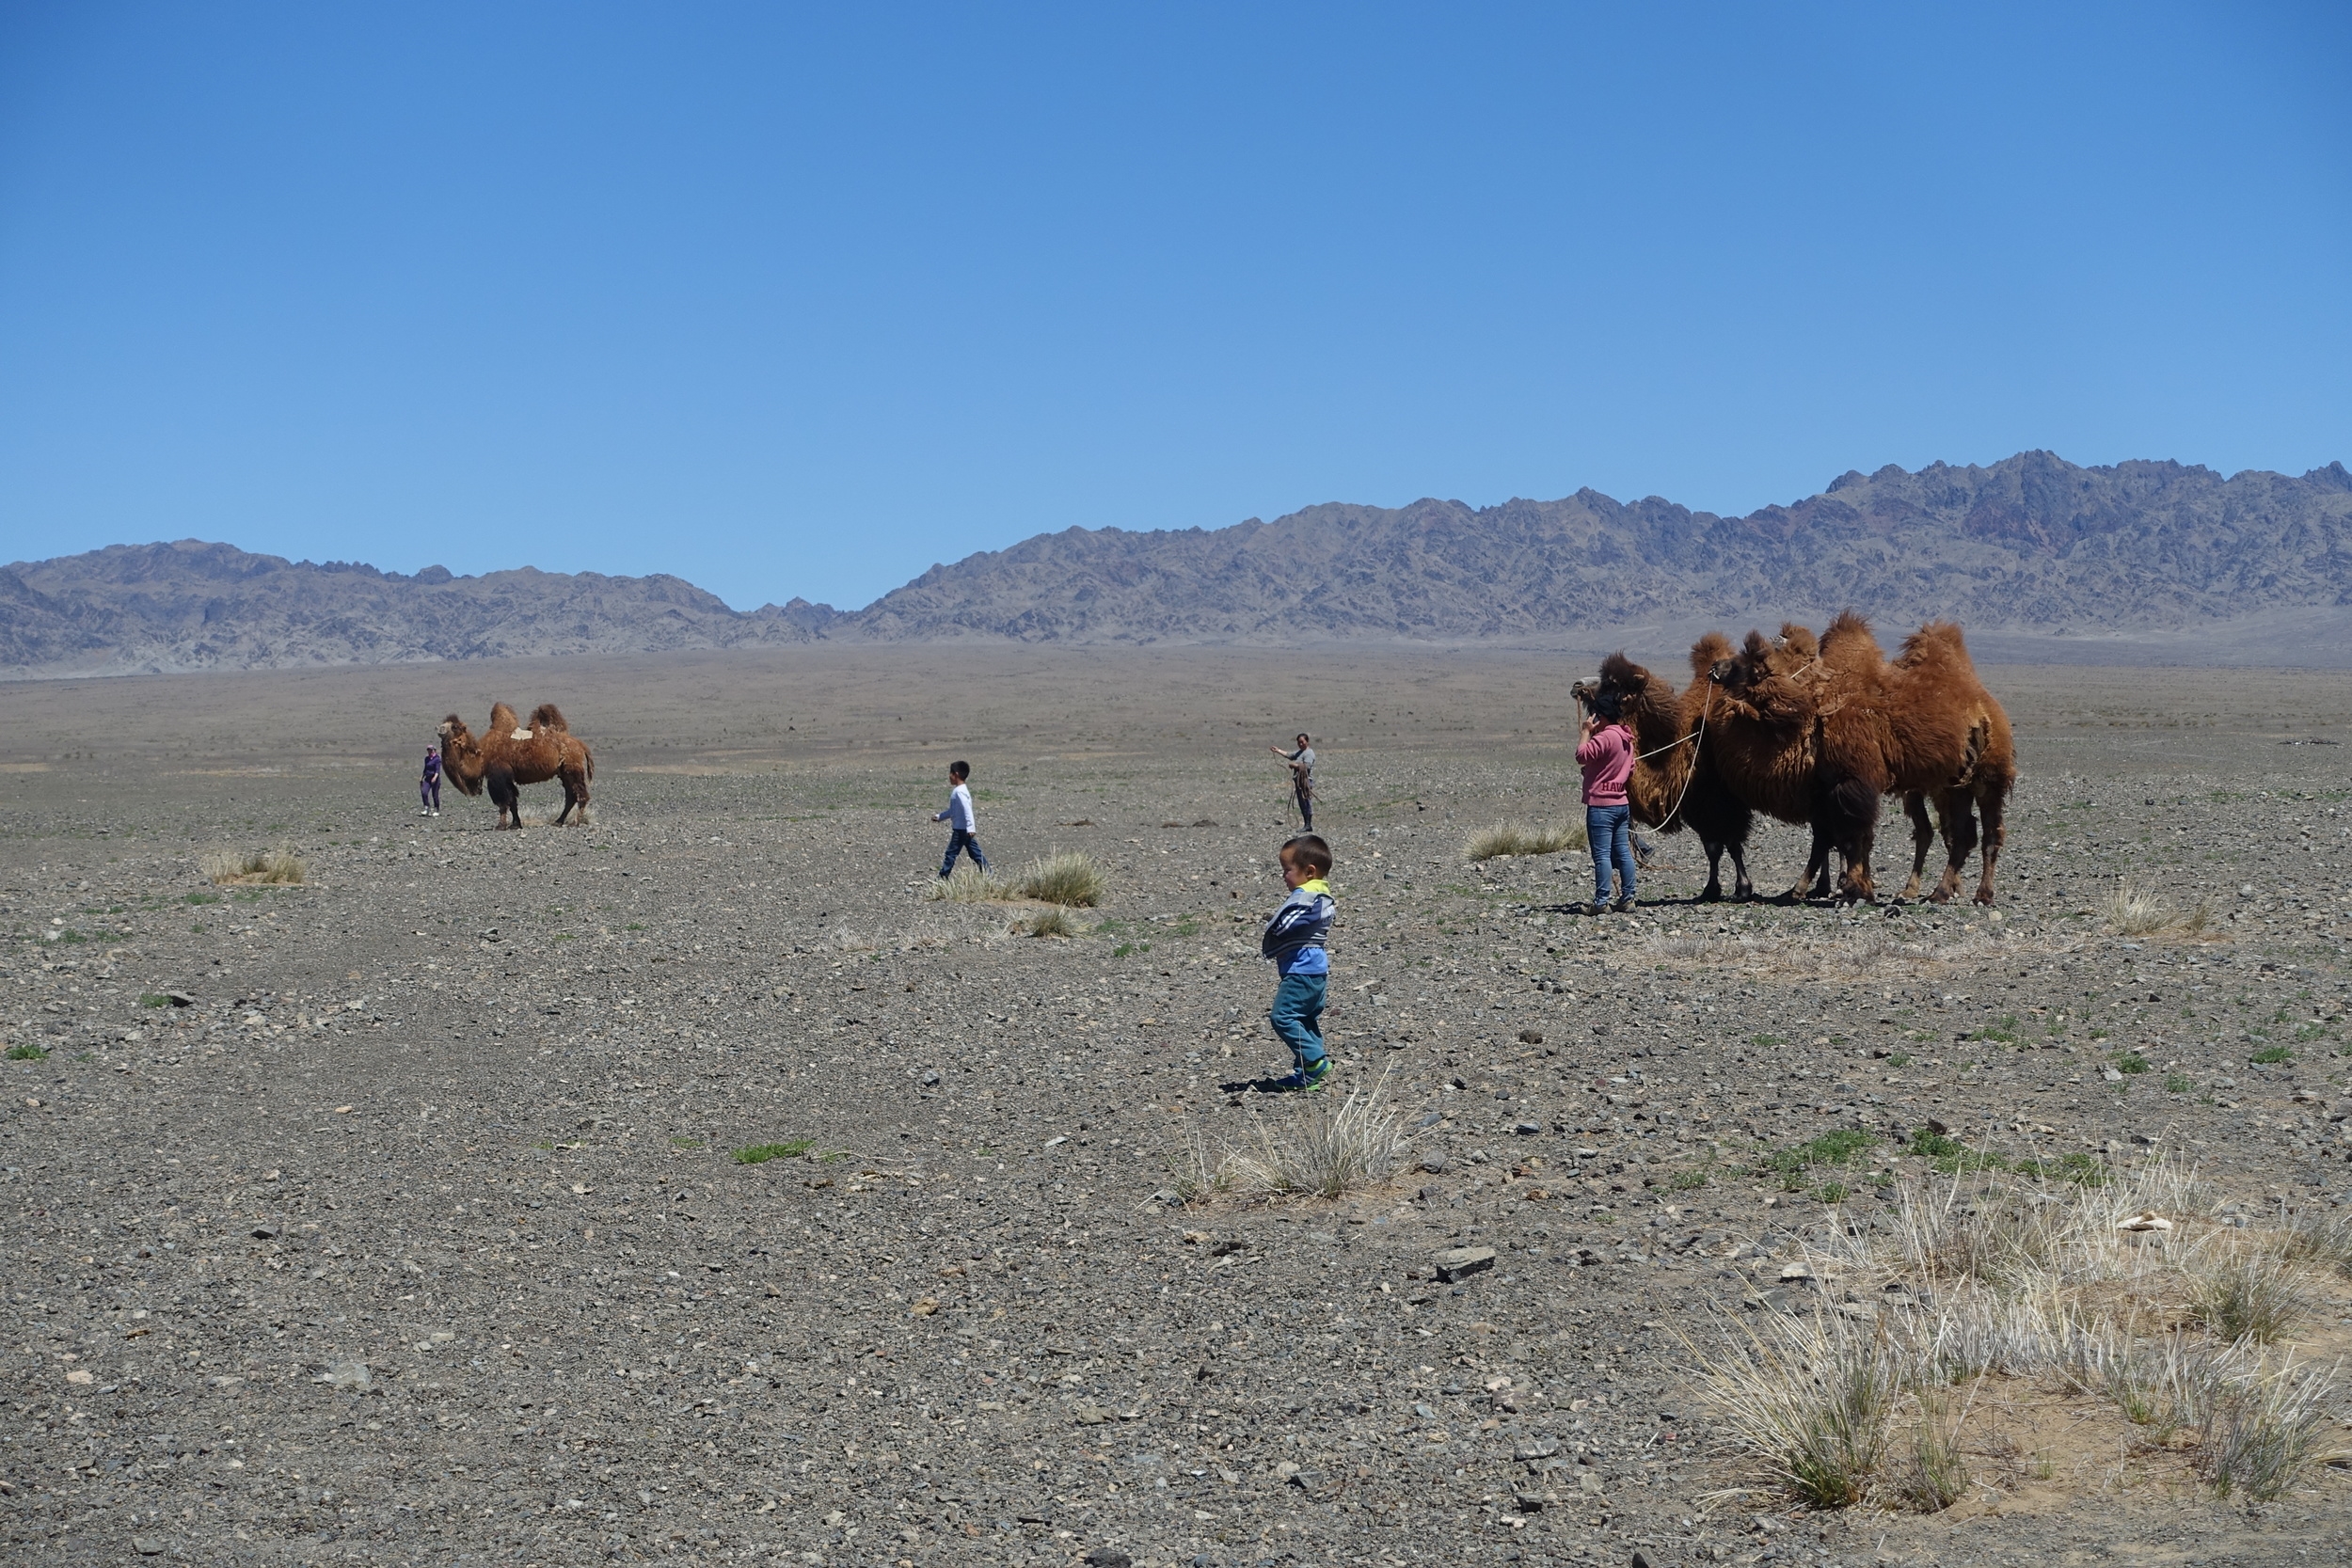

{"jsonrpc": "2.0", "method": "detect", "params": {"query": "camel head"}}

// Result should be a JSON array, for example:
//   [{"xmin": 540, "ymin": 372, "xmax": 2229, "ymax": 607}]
[
  {"xmin": 1775, "ymin": 623, "xmax": 1820, "ymax": 661},
  {"xmin": 1709, "ymin": 630, "xmax": 1775, "ymax": 690},
  {"xmin": 437, "ymin": 714, "xmax": 487, "ymax": 797}
]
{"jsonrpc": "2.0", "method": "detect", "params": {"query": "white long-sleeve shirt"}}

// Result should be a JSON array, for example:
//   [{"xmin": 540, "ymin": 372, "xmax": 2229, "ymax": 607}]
[{"xmin": 936, "ymin": 783, "xmax": 976, "ymax": 833}]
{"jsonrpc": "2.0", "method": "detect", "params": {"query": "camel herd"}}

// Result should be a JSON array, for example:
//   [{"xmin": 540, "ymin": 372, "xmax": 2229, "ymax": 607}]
[
  {"xmin": 437, "ymin": 703, "xmax": 596, "ymax": 829},
  {"xmin": 429, "ymin": 615, "xmax": 2009, "ymax": 908},
  {"xmin": 1576, "ymin": 612, "xmax": 2015, "ymax": 906}
]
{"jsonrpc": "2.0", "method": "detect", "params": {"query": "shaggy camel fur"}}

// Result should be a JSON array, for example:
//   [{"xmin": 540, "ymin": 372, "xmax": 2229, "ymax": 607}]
[
  {"xmin": 437, "ymin": 703, "xmax": 596, "ymax": 829},
  {"xmin": 1574, "ymin": 635, "xmax": 1758, "ymax": 900},
  {"xmin": 1710, "ymin": 613, "xmax": 2015, "ymax": 903}
]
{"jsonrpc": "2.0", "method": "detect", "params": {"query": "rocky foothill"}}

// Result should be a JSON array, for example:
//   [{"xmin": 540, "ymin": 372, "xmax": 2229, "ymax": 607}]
[{"xmin": 1, "ymin": 649, "xmax": 2349, "ymax": 1566}]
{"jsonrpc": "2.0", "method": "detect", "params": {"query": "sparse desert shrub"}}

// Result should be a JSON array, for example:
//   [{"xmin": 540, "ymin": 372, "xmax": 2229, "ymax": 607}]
[
  {"xmin": 927, "ymin": 866, "xmax": 1016, "ymax": 904},
  {"xmin": 1886, "ymin": 1392, "xmax": 1970, "ymax": 1512},
  {"xmin": 6, "ymin": 1043, "xmax": 48, "ymax": 1061},
  {"xmin": 2278, "ymin": 1203, "xmax": 2352, "ymax": 1277},
  {"xmin": 1176, "ymin": 1081, "xmax": 1416, "ymax": 1205},
  {"xmin": 2103, "ymin": 879, "xmax": 2173, "ymax": 936},
  {"xmin": 1168, "ymin": 1133, "xmax": 1239, "ymax": 1205},
  {"xmin": 2201, "ymin": 1356, "xmax": 2337, "ymax": 1501},
  {"xmin": 1022, "ymin": 907, "xmax": 1078, "ymax": 938},
  {"xmin": 1689, "ymin": 1311, "xmax": 1901, "ymax": 1509},
  {"xmin": 201, "ymin": 847, "xmax": 304, "ymax": 886},
  {"xmin": 2186, "ymin": 1249, "xmax": 2309, "ymax": 1344},
  {"xmin": 1232, "ymin": 1082, "xmax": 1415, "ymax": 1199},
  {"xmin": 1465, "ymin": 821, "xmax": 1584, "ymax": 862},
  {"xmin": 1017, "ymin": 851, "xmax": 1106, "ymax": 908}
]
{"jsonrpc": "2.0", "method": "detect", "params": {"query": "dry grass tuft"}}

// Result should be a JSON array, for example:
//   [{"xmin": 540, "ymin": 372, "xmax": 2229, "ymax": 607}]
[
  {"xmin": 201, "ymin": 847, "xmax": 305, "ymax": 886},
  {"xmin": 1688, "ymin": 1311, "xmax": 1901, "ymax": 1509},
  {"xmin": 1173, "ymin": 1079, "xmax": 1416, "ymax": 1205},
  {"xmin": 1021, "ymin": 906, "xmax": 1079, "ymax": 939},
  {"xmin": 925, "ymin": 866, "xmax": 1017, "ymax": 904},
  {"xmin": 1016, "ymin": 851, "xmax": 1107, "ymax": 908},
  {"xmin": 2101, "ymin": 879, "xmax": 2217, "ymax": 938},
  {"xmin": 1692, "ymin": 1161, "xmax": 2342, "ymax": 1510},
  {"xmin": 1465, "ymin": 821, "xmax": 1584, "ymax": 862}
]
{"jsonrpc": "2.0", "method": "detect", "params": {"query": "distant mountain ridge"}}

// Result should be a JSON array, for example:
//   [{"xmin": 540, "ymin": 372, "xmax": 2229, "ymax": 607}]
[{"xmin": 7, "ymin": 451, "xmax": 2351, "ymax": 675}]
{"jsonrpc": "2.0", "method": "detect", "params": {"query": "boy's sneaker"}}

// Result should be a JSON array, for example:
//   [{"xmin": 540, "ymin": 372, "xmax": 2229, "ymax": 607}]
[
  {"xmin": 1569, "ymin": 901, "xmax": 1605, "ymax": 916},
  {"xmin": 1301, "ymin": 1057, "xmax": 1332, "ymax": 1092},
  {"xmin": 1613, "ymin": 897, "xmax": 1637, "ymax": 912}
]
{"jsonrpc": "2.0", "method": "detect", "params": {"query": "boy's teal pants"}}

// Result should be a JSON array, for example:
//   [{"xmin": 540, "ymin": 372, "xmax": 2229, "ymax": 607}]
[{"xmin": 1270, "ymin": 974, "xmax": 1327, "ymax": 1073}]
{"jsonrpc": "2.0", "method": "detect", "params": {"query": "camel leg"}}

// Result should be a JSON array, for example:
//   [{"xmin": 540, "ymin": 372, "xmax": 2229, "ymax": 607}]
[
  {"xmin": 1698, "ymin": 839, "xmax": 1724, "ymax": 902},
  {"xmin": 1972, "ymin": 781, "xmax": 2008, "ymax": 906},
  {"xmin": 1830, "ymin": 774, "xmax": 1880, "ymax": 903},
  {"xmin": 1725, "ymin": 838, "xmax": 1755, "ymax": 901},
  {"xmin": 1930, "ymin": 788, "xmax": 1977, "ymax": 903},
  {"xmin": 1899, "ymin": 793, "xmax": 1934, "ymax": 901},
  {"xmin": 1789, "ymin": 823, "xmax": 1832, "ymax": 902}
]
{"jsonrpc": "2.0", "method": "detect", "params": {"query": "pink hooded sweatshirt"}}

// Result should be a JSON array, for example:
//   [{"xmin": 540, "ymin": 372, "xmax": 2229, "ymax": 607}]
[{"xmin": 1577, "ymin": 723, "xmax": 1633, "ymax": 806}]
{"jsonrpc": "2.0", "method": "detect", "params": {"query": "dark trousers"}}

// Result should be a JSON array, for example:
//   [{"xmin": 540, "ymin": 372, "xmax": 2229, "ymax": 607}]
[
  {"xmin": 939, "ymin": 830, "xmax": 990, "ymax": 878},
  {"xmin": 421, "ymin": 778, "xmax": 439, "ymax": 810},
  {"xmin": 1294, "ymin": 782, "xmax": 1314, "ymax": 832}
]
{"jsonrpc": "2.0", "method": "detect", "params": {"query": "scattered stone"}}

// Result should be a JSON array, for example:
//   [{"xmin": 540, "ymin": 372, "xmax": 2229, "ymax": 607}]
[
  {"xmin": 1434, "ymin": 1245, "xmax": 1497, "ymax": 1282},
  {"xmin": 318, "ymin": 1360, "xmax": 372, "ymax": 1389},
  {"xmin": 1518, "ymin": 1030, "xmax": 1544, "ymax": 1045}
]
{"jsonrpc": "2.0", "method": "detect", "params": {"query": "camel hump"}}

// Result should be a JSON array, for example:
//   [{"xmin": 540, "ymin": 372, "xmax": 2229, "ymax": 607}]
[
  {"xmin": 1689, "ymin": 631, "xmax": 1733, "ymax": 675},
  {"xmin": 529, "ymin": 703, "xmax": 569, "ymax": 733},
  {"xmin": 488, "ymin": 701, "xmax": 521, "ymax": 730},
  {"xmin": 1775, "ymin": 624, "xmax": 1819, "ymax": 659},
  {"xmin": 1899, "ymin": 620, "xmax": 1973, "ymax": 667}
]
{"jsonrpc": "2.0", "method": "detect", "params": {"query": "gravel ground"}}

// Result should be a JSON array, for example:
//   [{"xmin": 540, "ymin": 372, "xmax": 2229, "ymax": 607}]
[{"xmin": 3, "ymin": 648, "xmax": 2350, "ymax": 1567}]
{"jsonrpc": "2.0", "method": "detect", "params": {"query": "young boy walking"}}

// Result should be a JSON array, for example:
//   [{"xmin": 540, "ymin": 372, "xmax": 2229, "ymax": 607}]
[
  {"xmin": 1262, "ymin": 832, "xmax": 1336, "ymax": 1090},
  {"xmin": 932, "ymin": 760, "xmax": 991, "ymax": 878}
]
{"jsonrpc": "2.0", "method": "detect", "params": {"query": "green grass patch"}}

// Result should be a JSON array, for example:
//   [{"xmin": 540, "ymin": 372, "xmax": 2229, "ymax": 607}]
[
  {"xmin": 184, "ymin": 891, "xmax": 222, "ymax": 905},
  {"xmin": 669, "ymin": 1136, "xmax": 705, "ymax": 1148},
  {"xmin": 2113, "ymin": 1052, "xmax": 2151, "ymax": 1075},
  {"xmin": 2009, "ymin": 1152, "xmax": 2110, "ymax": 1187},
  {"xmin": 626, "ymin": 923, "xmax": 644, "ymax": 931},
  {"xmin": 1751, "ymin": 1034, "xmax": 1785, "ymax": 1049},
  {"xmin": 2249, "ymin": 1045, "xmax": 2294, "ymax": 1065},
  {"xmin": 2165, "ymin": 1073, "xmax": 2194, "ymax": 1094},
  {"xmin": 139, "ymin": 993, "xmax": 172, "ymax": 1008},
  {"xmin": 1667, "ymin": 1164, "xmax": 1711, "ymax": 1192},
  {"xmin": 732, "ymin": 1139, "xmax": 818, "ymax": 1164},
  {"xmin": 1760, "ymin": 1129, "xmax": 1877, "ymax": 1190},
  {"xmin": 6, "ymin": 1043, "xmax": 49, "ymax": 1061},
  {"xmin": 1886, "ymin": 1052, "xmax": 1913, "ymax": 1069}
]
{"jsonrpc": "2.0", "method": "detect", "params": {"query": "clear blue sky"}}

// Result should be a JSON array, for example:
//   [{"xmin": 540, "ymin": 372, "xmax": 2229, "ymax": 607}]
[{"xmin": 2, "ymin": 3, "xmax": 2346, "ymax": 610}]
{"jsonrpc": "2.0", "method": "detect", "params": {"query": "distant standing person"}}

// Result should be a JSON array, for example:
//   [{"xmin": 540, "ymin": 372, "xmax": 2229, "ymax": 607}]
[
  {"xmin": 1575, "ymin": 692, "xmax": 1636, "ymax": 914},
  {"xmin": 1261, "ymin": 832, "xmax": 1336, "ymax": 1091},
  {"xmin": 1271, "ymin": 734, "xmax": 1316, "ymax": 832},
  {"xmin": 419, "ymin": 743, "xmax": 442, "ymax": 817},
  {"xmin": 933, "ymin": 760, "xmax": 991, "ymax": 878}
]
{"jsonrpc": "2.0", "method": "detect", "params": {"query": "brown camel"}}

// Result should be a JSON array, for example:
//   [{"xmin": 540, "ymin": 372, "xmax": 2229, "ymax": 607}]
[
  {"xmin": 1574, "ymin": 634, "xmax": 1759, "ymax": 900},
  {"xmin": 437, "ymin": 703, "xmax": 596, "ymax": 828},
  {"xmin": 1709, "ymin": 613, "xmax": 2015, "ymax": 903}
]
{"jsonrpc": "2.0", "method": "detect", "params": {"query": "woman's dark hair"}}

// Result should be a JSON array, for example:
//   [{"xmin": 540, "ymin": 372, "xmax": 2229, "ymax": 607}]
[{"xmin": 1594, "ymin": 690, "xmax": 1624, "ymax": 721}]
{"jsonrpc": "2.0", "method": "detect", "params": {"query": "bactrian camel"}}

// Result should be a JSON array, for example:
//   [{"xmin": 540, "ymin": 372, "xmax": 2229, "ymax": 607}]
[
  {"xmin": 1573, "ymin": 635, "xmax": 1758, "ymax": 901},
  {"xmin": 437, "ymin": 703, "xmax": 596, "ymax": 829},
  {"xmin": 1708, "ymin": 612, "xmax": 2015, "ymax": 904}
]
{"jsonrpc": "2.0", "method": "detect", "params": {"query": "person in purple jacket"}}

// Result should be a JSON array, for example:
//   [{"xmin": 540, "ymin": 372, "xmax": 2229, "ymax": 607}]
[{"xmin": 419, "ymin": 745, "xmax": 442, "ymax": 816}]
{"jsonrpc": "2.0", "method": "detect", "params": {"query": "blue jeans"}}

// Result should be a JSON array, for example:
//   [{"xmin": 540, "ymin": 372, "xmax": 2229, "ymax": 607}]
[
  {"xmin": 1270, "ymin": 973, "xmax": 1327, "ymax": 1073},
  {"xmin": 1587, "ymin": 803, "xmax": 1636, "ymax": 903},
  {"xmin": 939, "ymin": 830, "xmax": 990, "ymax": 877}
]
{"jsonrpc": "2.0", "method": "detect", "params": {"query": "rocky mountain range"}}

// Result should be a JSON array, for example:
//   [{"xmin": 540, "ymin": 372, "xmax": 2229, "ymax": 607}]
[{"xmin": 7, "ymin": 450, "xmax": 2350, "ymax": 675}]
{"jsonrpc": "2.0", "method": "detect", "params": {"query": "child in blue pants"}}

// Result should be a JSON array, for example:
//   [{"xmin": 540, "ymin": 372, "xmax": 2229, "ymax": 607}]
[{"xmin": 1262, "ymin": 833, "xmax": 1336, "ymax": 1091}]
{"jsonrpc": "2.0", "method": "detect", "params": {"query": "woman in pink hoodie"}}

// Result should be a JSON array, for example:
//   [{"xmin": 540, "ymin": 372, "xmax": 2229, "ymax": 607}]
[{"xmin": 1575, "ymin": 689, "xmax": 1637, "ymax": 914}]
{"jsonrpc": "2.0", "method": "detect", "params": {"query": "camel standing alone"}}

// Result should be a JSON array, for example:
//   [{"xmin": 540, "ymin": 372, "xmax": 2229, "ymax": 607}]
[{"xmin": 438, "ymin": 703, "xmax": 596, "ymax": 828}]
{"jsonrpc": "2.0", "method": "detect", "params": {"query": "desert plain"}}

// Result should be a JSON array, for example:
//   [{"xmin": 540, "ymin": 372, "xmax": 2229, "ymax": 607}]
[{"xmin": 2, "ymin": 643, "xmax": 2351, "ymax": 1568}]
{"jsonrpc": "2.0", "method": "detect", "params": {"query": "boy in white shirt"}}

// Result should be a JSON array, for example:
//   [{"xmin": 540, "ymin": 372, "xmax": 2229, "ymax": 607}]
[{"xmin": 933, "ymin": 760, "xmax": 991, "ymax": 878}]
